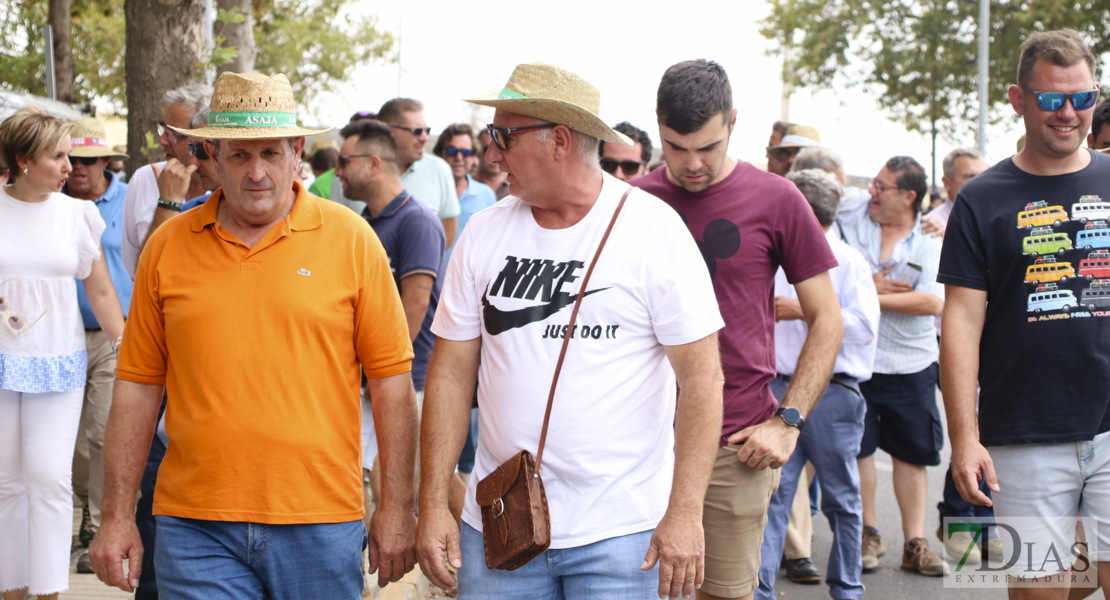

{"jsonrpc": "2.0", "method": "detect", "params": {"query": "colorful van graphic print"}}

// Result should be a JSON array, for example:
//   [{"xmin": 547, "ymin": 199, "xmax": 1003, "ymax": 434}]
[
  {"xmin": 1077, "ymin": 220, "xmax": 1110, "ymax": 250},
  {"xmin": 1080, "ymin": 251, "xmax": 1110, "ymax": 279},
  {"xmin": 1022, "ymin": 227, "xmax": 1073, "ymax": 256},
  {"xmin": 1027, "ymin": 282, "xmax": 1078, "ymax": 313},
  {"xmin": 1081, "ymin": 279, "xmax": 1110, "ymax": 310},
  {"xmin": 1072, "ymin": 195, "xmax": 1110, "ymax": 223},
  {"xmin": 1025, "ymin": 256, "xmax": 1075, "ymax": 284},
  {"xmin": 1017, "ymin": 201, "xmax": 1069, "ymax": 229}
]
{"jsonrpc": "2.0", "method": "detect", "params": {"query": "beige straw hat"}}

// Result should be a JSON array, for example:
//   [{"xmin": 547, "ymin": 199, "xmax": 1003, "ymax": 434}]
[
  {"xmin": 69, "ymin": 117, "xmax": 127, "ymax": 160},
  {"xmin": 169, "ymin": 72, "xmax": 331, "ymax": 139},
  {"xmin": 770, "ymin": 125, "xmax": 820, "ymax": 150},
  {"xmin": 465, "ymin": 63, "xmax": 632, "ymax": 145}
]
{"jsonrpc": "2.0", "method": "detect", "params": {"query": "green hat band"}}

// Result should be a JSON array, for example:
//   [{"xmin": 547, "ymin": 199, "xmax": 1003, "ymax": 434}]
[
  {"xmin": 210, "ymin": 111, "xmax": 298, "ymax": 128},
  {"xmin": 498, "ymin": 88, "xmax": 525, "ymax": 99}
]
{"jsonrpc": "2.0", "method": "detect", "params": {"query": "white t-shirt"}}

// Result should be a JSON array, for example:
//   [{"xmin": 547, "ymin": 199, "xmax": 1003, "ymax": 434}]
[
  {"xmin": 0, "ymin": 188, "xmax": 105, "ymax": 392},
  {"xmin": 432, "ymin": 174, "xmax": 723, "ymax": 548},
  {"xmin": 121, "ymin": 162, "xmax": 162, "ymax": 279}
]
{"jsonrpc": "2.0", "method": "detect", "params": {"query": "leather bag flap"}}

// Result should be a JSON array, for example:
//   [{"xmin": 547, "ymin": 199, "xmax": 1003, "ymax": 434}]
[{"xmin": 475, "ymin": 451, "xmax": 525, "ymax": 506}]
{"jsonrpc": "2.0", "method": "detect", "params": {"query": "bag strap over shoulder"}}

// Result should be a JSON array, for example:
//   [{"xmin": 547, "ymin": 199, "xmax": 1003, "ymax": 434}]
[{"xmin": 534, "ymin": 186, "xmax": 632, "ymax": 472}]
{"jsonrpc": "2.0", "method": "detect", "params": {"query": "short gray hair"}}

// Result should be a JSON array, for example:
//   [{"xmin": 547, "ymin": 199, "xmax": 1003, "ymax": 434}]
[
  {"xmin": 535, "ymin": 127, "xmax": 600, "ymax": 168},
  {"xmin": 162, "ymin": 82, "xmax": 213, "ymax": 114},
  {"xmin": 189, "ymin": 107, "xmax": 210, "ymax": 129},
  {"xmin": 787, "ymin": 168, "xmax": 843, "ymax": 228},
  {"xmin": 791, "ymin": 146, "xmax": 844, "ymax": 174},
  {"xmin": 942, "ymin": 148, "xmax": 984, "ymax": 179}
]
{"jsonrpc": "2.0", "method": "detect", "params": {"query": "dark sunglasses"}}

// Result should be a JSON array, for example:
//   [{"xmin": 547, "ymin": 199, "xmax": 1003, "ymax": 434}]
[
  {"xmin": 156, "ymin": 122, "xmax": 181, "ymax": 143},
  {"xmin": 766, "ymin": 146, "xmax": 801, "ymax": 162},
  {"xmin": 337, "ymin": 154, "xmax": 375, "ymax": 168},
  {"xmin": 486, "ymin": 123, "xmax": 556, "ymax": 151},
  {"xmin": 444, "ymin": 147, "xmax": 474, "ymax": 158},
  {"xmin": 600, "ymin": 158, "xmax": 646, "ymax": 176},
  {"xmin": 68, "ymin": 156, "xmax": 100, "ymax": 166},
  {"xmin": 390, "ymin": 124, "xmax": 432, "ymax": 136},
  {"xmin": 1020, "ymin": 86, "xmax": 1100, "ymax": 112},
  {"xmin": 188, "ymin": 142, "xmax": 210, "ymax": 161}
]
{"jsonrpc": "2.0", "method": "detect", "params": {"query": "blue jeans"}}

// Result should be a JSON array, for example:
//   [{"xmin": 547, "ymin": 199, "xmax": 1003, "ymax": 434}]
[
  {"xmin": 756, "ymin": 376, "xmax": 866, "ymax": 600},
  {"xmin": 458, "ymin": 522, "xmax": 657, "ymax": 599},
  {"xmin": 154, "ymin": 516, "xmax": 367, "ymax": 600}
]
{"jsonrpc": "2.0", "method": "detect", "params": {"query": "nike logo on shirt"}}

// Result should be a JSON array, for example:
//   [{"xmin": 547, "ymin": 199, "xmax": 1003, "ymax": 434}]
[{"xmin": 481, "ymin": 284, "xmax": 608, "ymax": 336}]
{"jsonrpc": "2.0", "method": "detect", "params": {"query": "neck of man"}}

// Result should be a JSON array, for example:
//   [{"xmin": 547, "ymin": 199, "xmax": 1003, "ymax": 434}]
[
  {"xmin": 879, "ymin": 210, "xmax": 917, "ymax": 238},
  {"xmin": 455, "ymin": 172, "xmax": 468, "ymax": 198},
  {"xmin": 365, "ymin": 177, "xmax": 406, "ymax": 218},
  {"xmin": 68, "ymin": 173, "xmax": 110, "ymax": 201},
  {"xmin": 216, "ymin": 187, "xmax": 297, "ymax": 248},
  {"xmin": 1012, "ymin": 146, "xmax": 1092, "ymax": 177},
  {"xmin": 475, "ymin": 170, "xmax": 505, "ymax": 188},
  {"xmin": 528, "ymin": 166, "xmax": 605, "ymax": 230}
]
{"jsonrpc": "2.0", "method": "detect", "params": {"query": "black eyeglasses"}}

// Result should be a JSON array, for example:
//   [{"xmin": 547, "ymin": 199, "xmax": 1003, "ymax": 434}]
[
  {"xmin": 600, "ymin": 158, "xmax": 646, "ymax": 177},
  {"xmin": 1020, "ymin": 85, "xmax": 1100, "ymax": 112},
  {"xmin": 337, "ymin": 154, "xmax": 375, "ymax": 168},
  {"xmin": 444, "ymin": 147, "xmax": 474, "ymax": 158},
  {"xmin": 390, "ymin": 124, "xmax": 432, "ymax": 137},
  {"xmin": 188, "ymin": 142, "xmax": 210, "ymax": 161},
  {"xmin": 486, "ymin": 123, "xmax": 556, "ymax": 151},
  {"xmin": 869, "ymin": 179, "xmax": 904, "ymax": 194},
  {"xmin": 156, "ymin": 122, "xmax": 181, "ymax": 143},
  {"xmin": 68, "ymin": 156, "xmax": 100, "ymax": 166}
]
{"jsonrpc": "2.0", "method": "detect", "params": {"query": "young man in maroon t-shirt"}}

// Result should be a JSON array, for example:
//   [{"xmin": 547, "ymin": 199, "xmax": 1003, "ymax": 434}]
[{"xmin": 632, "ymin": 59, "xmax": 843, "ymax": 600}]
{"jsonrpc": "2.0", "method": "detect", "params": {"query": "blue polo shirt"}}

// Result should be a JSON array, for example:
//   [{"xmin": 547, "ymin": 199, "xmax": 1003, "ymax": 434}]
[
  {"xmin": 364, "ymin": 190, "xmax": 445, "ymax": 390},
  {"xmin": 73, "ymin": 171, "xmax": 132, "ymax": 328}
]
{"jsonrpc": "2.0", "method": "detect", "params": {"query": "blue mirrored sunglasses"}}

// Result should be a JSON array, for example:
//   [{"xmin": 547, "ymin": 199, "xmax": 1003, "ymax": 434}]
[
  {"xmin": 1020, "ymin": 86, "xmax": 1100, "ymax": 112},
  {"xmin": 444, "ymin": 147, "xmax": 474, "ymax": 158}
]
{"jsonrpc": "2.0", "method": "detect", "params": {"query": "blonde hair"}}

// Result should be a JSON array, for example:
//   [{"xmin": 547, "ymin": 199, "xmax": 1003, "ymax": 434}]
[{"xmin": 0, "ymin": 106, "xmax": 75, "ymax": 181}]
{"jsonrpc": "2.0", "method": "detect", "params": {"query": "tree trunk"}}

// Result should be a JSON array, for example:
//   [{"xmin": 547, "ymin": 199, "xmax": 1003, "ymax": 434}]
[
  {"xmin": 124, "ymin": 0, "xmax": 207, "ymax": 176},
  {"xmin": 216, "ymin": 0, "xmax": 255, "ymax": 75},
  {"xmin": 49, "ymin": 0, "xmax": 76, "ymax": 103}
]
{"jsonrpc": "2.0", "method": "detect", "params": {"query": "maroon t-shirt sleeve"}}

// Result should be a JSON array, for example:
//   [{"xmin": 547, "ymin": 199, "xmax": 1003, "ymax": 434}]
[{"xmin": 773, "ymin": 183, "xmax": 839, "ymax": 283}]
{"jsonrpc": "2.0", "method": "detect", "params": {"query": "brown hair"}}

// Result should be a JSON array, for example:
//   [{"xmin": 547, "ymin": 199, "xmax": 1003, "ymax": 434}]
[
  {"xmin": 1017, "ymin": 29, "xmax": 1096, "ymax": 87},
  {"xmin": 0, "ymin": 106, "xmax": 75, "ymax": 181},
  {"xmin": 432, "ymin": 123, "xmax": 478, "ymax": 160}
]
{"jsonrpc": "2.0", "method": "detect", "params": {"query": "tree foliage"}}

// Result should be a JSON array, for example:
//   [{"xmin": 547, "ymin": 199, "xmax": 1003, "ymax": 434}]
[
  {"xmin": 0, "ymin": 0, "xmax": 393, "ymax": 111},
  {"xmin": 761, "ymin": 0, "xmax": 1110, "ymax": 142}
]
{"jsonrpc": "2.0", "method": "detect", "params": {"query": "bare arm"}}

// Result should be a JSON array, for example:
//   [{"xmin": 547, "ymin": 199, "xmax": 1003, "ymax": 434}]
[
  {"xmin": 642, "ymin": 333, "xmax": 723, "ymax": 599},
  {"xmin": 365, "ymin": 370, "xmax": 420, "ymax": 587},
  {"xmin": 416, "ymin": 337, "xmax": 480, "ymax": 591},
  {"xmin": 440, "ymin": 217, "xmax": 457, "ymax": 249},
  {"xmin": 89, "ymin": 380, "xmax": 163, "ymax": 592},
  {"xmin": 940, "ymin": 284, "xmax": 998, "ymax": 506},
  {"xmin": 82, "ymin": 251, "xmax": 125, "ymax": 343},
  {"xmin": 731, "ymin": 271, "xmax": 842, "ymax": 468},
  {"xmin": 139, "ymin": 160, "xmax": 196, "ymax": 254},
  {"xmin": 399, "ymin": 274, "xmax": 434, "ymax": 344}
]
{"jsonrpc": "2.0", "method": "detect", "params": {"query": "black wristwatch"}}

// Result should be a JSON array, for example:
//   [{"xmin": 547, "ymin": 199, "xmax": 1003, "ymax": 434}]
[
  {"xmin": 157, "ymin": 197, "xmax": 183, "ymax": 212},
  {"xmin": 775, "ymin": 407, "xmax": 805, "ymax": 430}
]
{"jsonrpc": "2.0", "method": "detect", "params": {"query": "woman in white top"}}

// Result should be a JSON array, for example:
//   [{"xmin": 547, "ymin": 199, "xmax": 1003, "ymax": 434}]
[{"xmin": 0, "ymin": 106, "xmax": 125, "ymax": 600}]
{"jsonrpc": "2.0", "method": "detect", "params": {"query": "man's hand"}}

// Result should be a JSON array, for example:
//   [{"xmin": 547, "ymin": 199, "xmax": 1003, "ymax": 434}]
[
  {"xmin": 774, "ymin": 296, "xmax": 804, "ymax": 322},
  {"xmin": 89, "ymin": 517, "xmax": 144, "ymax": 592},
  {"xmin": 950, "ymin": 438, "xmax": 999, "ymax": 507},
  {"xmin": 415, "ymin": 505, "xmax": 462, "ymax": 591},
  {"xmin": 152, "ymin": 159, "xmax": 197, "ymax": 203},
  {"xmin": 873, "ymin": 268, "xmax": 914, "ymax": 295},
  {"xmin": 727, "ymin": 418, "xmax": 800, "ymax": 470},
  {"xmin": 641, "ymin": 509, "xmax": 705, "ymax": 599},
  {"xmin": 368, "ymin": 503, "xmax": 417, "ymax": 588},
  {"xmin": 921, "ymin": 214, "xmax": 946, "ymax": 238}
]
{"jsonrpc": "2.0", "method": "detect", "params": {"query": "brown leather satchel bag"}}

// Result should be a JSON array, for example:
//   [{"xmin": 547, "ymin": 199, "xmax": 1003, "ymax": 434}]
[{"xmin": 474, "ymin": 187, "xmax": 631, "ymax": 570}]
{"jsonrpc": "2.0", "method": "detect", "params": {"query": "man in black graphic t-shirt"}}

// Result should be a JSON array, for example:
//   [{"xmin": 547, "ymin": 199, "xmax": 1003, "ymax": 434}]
[{"xmin": 938, "ymin": 29, "xmax": 1110, "ymax": 593}]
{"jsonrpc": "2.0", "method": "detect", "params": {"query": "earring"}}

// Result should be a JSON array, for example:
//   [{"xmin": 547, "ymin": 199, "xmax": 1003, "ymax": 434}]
[{"xmin": 23, "ymin": 168, "xmax": 28, "ymax": 175}]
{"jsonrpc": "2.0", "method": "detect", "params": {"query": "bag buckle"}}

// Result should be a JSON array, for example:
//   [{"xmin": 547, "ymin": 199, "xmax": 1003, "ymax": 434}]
[{"xmin": 493, "ymin": 497, "xmax": 505, "ymax": 518}]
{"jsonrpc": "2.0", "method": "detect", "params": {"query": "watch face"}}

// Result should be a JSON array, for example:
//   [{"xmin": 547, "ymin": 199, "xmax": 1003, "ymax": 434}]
[{"xmin": 778, "ymin": 407, "xmax": 802, "ymax": 426}]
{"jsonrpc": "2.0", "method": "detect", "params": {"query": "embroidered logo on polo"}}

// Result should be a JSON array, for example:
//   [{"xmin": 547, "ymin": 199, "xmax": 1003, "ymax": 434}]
[
  {"xmin": 482, "ymin": 255, "xmax": 609, "ymax": 336},
  {"xmin": 676, "ymin": 214, "xmax": 741, "ymax": 280}
]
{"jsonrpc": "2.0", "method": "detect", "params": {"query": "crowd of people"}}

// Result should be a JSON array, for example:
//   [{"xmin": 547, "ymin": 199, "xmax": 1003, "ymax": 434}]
[{"xmin": 0, "ymin": 26, "xmax": 1108, "ymax": 600}]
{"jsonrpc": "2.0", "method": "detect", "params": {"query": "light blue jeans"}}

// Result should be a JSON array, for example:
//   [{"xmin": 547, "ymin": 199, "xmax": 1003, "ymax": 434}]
[
  {"xmin": 154, "ymin": 516, "xmax": 366, "ymax": 599},
  {"xmin": 458, "ymin": 522, "xmax": 658, "ymax": 599}
]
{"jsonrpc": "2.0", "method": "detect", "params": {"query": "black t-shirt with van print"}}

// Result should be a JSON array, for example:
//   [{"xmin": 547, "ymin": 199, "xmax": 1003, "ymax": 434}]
[{"xmin": 938, "ymin": 150, "xmax": 1110, "ymax": 446}]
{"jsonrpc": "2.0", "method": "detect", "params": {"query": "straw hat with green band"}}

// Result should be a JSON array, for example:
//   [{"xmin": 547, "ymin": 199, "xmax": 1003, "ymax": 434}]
[
  {"xmin": 69, "ymin": 117, "xmax": 128, "ymax": 160},
  {"xmin": 168, "ymin": 72, "xmax": 331, "ymax": 139},
  {"xmin": 465, "ymin": 63, "xmax": 632, "ymax": 146}
]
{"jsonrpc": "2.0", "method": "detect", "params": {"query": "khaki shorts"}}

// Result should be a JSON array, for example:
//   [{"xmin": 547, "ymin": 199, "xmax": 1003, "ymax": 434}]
[{"xmin": 701, "ymin": 444, "xmax": 780, "ymax": 598}]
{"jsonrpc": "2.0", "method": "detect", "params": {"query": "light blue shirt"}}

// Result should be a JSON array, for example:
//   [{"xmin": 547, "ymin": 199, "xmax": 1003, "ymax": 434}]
[
  {"xmin": 837, "ymin": 192, "xmax": 944, "ymax": 374},
  {"xmin": 73, "ymin": 171, "xmax": 131, "ymax": 328},
  {"xmin": 401, "ymin": 154, "xmax": 460, "ymax": 220},
  {"xmin": 447, "ymin": 175, "xmax": 497, "ymax": 264}
]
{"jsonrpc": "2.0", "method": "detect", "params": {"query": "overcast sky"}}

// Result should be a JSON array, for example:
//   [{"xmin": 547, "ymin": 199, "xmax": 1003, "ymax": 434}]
[{"xmin": 309, "ymin": 0, "xmax": 1028, "ymax": 182}]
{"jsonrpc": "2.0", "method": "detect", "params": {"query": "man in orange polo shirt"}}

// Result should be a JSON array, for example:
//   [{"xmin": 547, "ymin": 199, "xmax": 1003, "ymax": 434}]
[{"xmin": 89, "ymin": 72, "xmax": 419, "ymax": 599}]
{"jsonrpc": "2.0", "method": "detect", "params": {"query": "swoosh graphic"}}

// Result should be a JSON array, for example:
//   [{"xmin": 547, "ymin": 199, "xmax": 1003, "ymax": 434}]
[{"xmin": 482, "ymin": 284, "xmax": 608, "ymax": 336}]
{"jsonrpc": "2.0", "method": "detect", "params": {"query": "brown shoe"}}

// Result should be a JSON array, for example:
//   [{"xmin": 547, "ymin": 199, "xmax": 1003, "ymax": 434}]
[
  {"xmin": 862, "ymin": 527, "xmax": 885, "ymax": 572},
  {"xmin": 901, "ymin": 537, "xmax": 950, "ymax": 576}
]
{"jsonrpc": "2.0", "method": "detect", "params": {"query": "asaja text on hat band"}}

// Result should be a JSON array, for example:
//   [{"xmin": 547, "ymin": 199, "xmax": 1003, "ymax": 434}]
[{"xmin": 210, "ymin": 111, "xmax": 298, "ymax": 128}]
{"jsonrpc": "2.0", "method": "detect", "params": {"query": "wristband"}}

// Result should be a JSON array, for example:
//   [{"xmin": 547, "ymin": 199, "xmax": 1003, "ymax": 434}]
[{"xmin": 157, "ymin": 197, "xmax": 183, "ymax": 212}]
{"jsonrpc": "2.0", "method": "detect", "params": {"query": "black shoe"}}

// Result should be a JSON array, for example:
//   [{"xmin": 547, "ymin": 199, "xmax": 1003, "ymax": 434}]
[
  {"xmin": 78, "ymin": 505, "xmax": 95, "ymax": 548},
  {"xmin": 76, "ymin": 551, "xmax": 94, "ymax": 574},
  {"xmin": 784, "ymin": 557, "xmax": 822, "ymax": 584}
]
